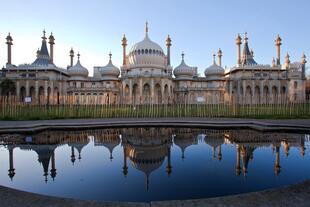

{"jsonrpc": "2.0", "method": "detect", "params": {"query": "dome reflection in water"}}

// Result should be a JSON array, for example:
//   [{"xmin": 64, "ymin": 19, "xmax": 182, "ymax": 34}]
[{"xmin": 0, "ymin": 128, "xmax": 309, "ymax": 202}]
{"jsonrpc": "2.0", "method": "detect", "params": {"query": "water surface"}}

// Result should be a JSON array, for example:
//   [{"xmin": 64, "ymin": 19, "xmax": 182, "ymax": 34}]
[{"xmin": 0, "ymin": 127, "xmax": 309, "ymax": 202}]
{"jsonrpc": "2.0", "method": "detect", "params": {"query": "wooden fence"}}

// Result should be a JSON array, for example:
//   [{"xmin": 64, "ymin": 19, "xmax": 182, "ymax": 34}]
[{"xmin": 0, "ymin": 95, "xmax": 309, "ymax": 120}]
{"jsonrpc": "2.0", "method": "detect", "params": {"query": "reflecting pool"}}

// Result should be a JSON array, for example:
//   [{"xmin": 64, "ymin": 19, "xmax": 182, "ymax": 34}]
[{"xmin": 0, "ymin": 127, "xmax": 309, "ymax": 202}]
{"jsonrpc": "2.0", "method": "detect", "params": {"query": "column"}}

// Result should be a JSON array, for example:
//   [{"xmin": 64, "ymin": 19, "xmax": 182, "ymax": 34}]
[
  {"xmin": 26, "ymin": 80, "xmax": 29, "ymax": 97},
  {"xmin": 151, "ymin": 79, "xmax": 154, "ymax": 104},
  {"xmin": 129, "ymin": 79, "xmax": 132, "ymax": 104},
  {"xmin": 16, "ymin": 81, "xmax": 20, "ymax": 100}
]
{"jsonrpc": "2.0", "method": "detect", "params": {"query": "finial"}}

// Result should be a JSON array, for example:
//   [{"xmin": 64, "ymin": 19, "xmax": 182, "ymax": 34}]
[
  {"xmin": 181, "ymin": 51, "xmax": 184, "ymax": 61},
  {"xmin": 285, "ymin": 52, "xmax": 290, "ymax": 64},
  {"xmin": 244, "ymin": 32, "xmax": 248, "ymax": 42},
  {"xmin": 250, "ymin": 48, "xmax": 254, "ymax": 57},
  {"xmin": 235, "ymin": 33, "xmax": 242, "ymax": 44},
  {"xmin": 212, "ymin": 52, "xmax": 216, "ymax": 64},
  {"xmin": 301, "ymin": 52, "xmax": 307, "ymax": 64},
  {"xmin": 272, "ymin": 57, "xmax": 276, "ymax": 67},
  {"xmin": 42, "ymin": 29, "xmax": 47, "ymax": 41},
  {"xmin": 218, "ymin": 48, "xmax": 222, "ymax": 56},
  {"xmin": 77, "ymin": 52, "xmax": 80, "ymax": 60},
  {"xmin": 109, "ymin": 51, "xmax": 112, "ymax": 60},
  {"xmin": 145, "ymin": 21, "xmax": 148, "ymax": 34}
]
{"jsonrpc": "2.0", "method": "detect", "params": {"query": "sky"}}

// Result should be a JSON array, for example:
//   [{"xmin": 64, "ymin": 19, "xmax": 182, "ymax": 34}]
[{"xmin": 0, "ymin": 0, "xmax": 309, "ymax": 76}]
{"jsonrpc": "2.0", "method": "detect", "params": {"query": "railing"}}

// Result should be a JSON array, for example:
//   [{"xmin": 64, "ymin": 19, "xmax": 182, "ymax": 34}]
[{"xmin": 0, "ymin": 95, "xmax": 309, "ymax": 120}]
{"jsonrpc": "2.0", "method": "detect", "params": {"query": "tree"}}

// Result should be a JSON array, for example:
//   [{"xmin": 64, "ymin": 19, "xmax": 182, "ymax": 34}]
[{"xmin": 0, "ymin": 78, "xmax": 16, "ymax": 96}]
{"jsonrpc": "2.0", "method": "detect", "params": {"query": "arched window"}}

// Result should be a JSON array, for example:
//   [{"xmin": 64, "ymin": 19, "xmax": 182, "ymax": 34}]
[
  {"xmin": 138, "ymin": 50, "xmax": 141, "ymax": 55},
  {"xmin": 141, "ymin": 49, "xmax": 144, "ymax": 54},
  {"xmin": 145, "ymin": 49, "xmax": 148, "ymax": 54}
]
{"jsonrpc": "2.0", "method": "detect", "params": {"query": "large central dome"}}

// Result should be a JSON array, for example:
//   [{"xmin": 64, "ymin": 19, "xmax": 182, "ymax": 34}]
[{"xmin": 128, "ymin": 23, "xmax": 166, "ymax": 66}]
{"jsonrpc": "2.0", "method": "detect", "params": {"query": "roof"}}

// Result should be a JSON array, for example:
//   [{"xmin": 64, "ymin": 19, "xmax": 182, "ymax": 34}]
[
  {"xmin": 241, "ymin": 34, "xmax": 257, "ymax": 66},
  {"xmin": 32, "ymin": 35, "xmax": 51, "ymax": 66}
]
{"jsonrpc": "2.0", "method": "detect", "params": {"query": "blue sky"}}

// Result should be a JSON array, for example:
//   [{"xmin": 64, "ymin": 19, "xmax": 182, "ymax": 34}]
[{"xmin": 0, "ymin": 0, "xmax": 309, "ymax": 75}]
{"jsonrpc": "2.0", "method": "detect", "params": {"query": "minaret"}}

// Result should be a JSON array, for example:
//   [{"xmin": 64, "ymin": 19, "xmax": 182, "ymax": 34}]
[
  {"xmin": 48, "ymin": 32, "xmax": 55, "ymax": 64},
  {"xmin": 50, "ymin": 151, "xmax": 57, "ymax": 181},
  {"xmin": 275, "ymin": 35, "xmax": 282, "ymax": 65},
  {"xmin": 70, "ymin": 146, "xmax": 76, "ymax": 165},
  {"xmin": 122, "ymin": 146, "xmax": 128, "ymax": 177},
  {"xmin": 285, "ymin": 52, "xmax": 290, "ymax": 69},
  {"xmin": 217, "ymin": 145, "xmax": 222, "ymax": 161},
  {"xmin": 121, "ymin": 34, "xmax": 127, "ymax": 66},
  {"xmin": 166, "ymin": 35, "xmax": 172, "ymax": 66},
  {"xmin": 272, "ymin": 57, "xmax": 276, "ymax": 67},
  {"xmin": 217, "ymin": 48, "xmax": 222, "ymax": 67},
  {"xmin": 274, "ymin": 146, "xmax": 281, "ymax": 176},
  {"xmin": 301, "ymin": 52, "xmax": 307, "ymax": 80},
  {"xmin": 212, "ymin": 52, "xmax": 216, "ymax": 65},
  {"xmin": 8, "ymin": 146, "xmax": 15, "ymax": 180},
  {"xmin": 235, "ymin": 145, "xmax": 241, "ymax": 176},
  {"xmin": 166, "ymin": 146, "xmax": 172, "ymax": 176},
  {"xmin": 6, "ymin": 33, "xmax": 13, "ymax": 65},
  {"xmin": 235, "ymin": 33, "xmax": 242, "ymax": 65},
  {"xmin": 69, "ymin": 48, "xmax": 74, "ymax": 67}
]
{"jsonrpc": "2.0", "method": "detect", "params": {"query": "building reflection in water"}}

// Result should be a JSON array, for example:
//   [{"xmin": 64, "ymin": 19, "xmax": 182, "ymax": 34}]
[{"xmin": 0, "ymin": 128, "xmax": 308, "ymax": 185}]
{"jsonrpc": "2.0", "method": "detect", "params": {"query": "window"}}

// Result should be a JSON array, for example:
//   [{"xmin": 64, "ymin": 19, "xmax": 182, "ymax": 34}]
[
  {"xmin": 294, "ymin": 81, "xmax": 298, "ymax": 89},
  {"xmin": 73, "ymin": 82, "xmax": 77, "ymax": 88},
  {"xmin": 81, "ymin": 82, "xmax": 84, "ymax": 88}
]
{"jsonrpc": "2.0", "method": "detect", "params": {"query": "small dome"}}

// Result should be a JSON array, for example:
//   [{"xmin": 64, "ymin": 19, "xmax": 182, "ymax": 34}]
[
  {"xmin": 127, "ymin": 23, "xmax": 166, "ymax": 66},
  {"xmin": 204, "ymin": 54, "xmax": 224, "ymax": 78},
  {"xmin": 174, "ymin": 53, "xmax": 195, "ymax": 79},
  {"xmin": 68, "ymin": 54, "xmax": 89, "ymax": 78},
  {"xmin": 98, "ymin": 54, "xmax": 120, "ymax": 78}
]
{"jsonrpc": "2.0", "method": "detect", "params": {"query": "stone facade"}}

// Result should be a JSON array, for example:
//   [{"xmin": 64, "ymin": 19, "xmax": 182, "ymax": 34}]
[{"xmin": 0, "ymin": 26, "xmax": 307, "ymax": 104}]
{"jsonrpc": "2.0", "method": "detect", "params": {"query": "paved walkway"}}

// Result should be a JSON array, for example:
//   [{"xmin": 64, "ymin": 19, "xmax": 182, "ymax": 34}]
[
  {"xmin": 1, "ymin": 180, "xmax": 310, "ymax": 207},
  {"xmin": 0, "ymin": 118, "xmax": 310, "ymax": 133}
]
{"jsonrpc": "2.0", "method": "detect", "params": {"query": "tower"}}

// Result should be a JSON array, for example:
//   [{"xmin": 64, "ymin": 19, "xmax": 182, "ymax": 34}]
[
  {"xmin": 166, "ymin": 35, "xmax": 172, "ymax": 66},
  {"xmin": 274, "ymin": 146, "xmax": 281, "ymax": 176},
  {"xmin": 121, "ymin": 34, "xmax": 127, "ymax": 66},
  {"xmin": 166, "ymin": 146, "xmax": 172, "ymax": 176},
  {"xmin": 50, "ymin": 151, "xmax": 57, "ymax": 181},
  {"xmin": 285, "ymin": 53, "xmax": 290, "ymax": 69},
  {"xmin": 6, "ymin": 33, "xmax": 13, "ymax": 65},
  {"xmin": 48, "ymin": 32, "xmax": 55, "ymax": 64},
  {"xmin": 69, "ymin": 48, "xmax": 74, "ymax": 67},
  {"xmin": 301, "ymin": 52, "xmax": 307, "ymax": 80},
  {"xmin": 8, "ymin": 146, "xmax": 15, "ymax": 180},
  {"xmin": 235, "ymin": 145, "xmax": 241, "ymax": 176},
  {"xmin": 235, "ymin": 33, "xmax": 242, "ymax": 65},
  {"xmin": 275, "ymin": 35, "xmax": 282, "ymax": 65},
  {"xmin": 217, "ymin": 48, "xmax": 222, "ymax": 67}
]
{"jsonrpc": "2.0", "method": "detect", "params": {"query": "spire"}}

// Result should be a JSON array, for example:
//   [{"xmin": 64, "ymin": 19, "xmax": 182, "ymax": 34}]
[
  {"xmin": 166, "ymin": 35, "xmax": 172, "ymax": 66},
  {"xmin": 235, "ymin": 33, "xmax": 242, "ymax": 65},
  {"xmin": 109, "ymin": 51, "xmax": 112, "ymax": 61},
  {"xmin": 285, "ymin": 52, "xmax": 290, "ymax": 64},
  {"xmin": 301, "ymin": 52, "xmax": 307, "ymax": 64},
  {"xmin": 241, "ymin": 32, "xmax": 257, "ymax": 65},
  {"xmin": 32, "ymin": 30, "xmax": 50, "ymax": 66},
  {"xmin": 42, "ymin": 29, "xmax": 47, "ymax": 41},
  {"xmin": 69, "ymin": 47, "xmax": 74, "ymax": 67},
  {"xmin": 275, "ymin": 34, "xmax": 282, "ymax": 65},
  {"xmin": 217, "ymin": 48, "xmax": 222, "ymax": 67},
  {"xmin": 122, "ymin": 34, "xmax": 127, "ymax": 66},
  {"xmin": 212, "ymin": 52, "xmax": 216, "ymax": 65},
  {"xmin": 272, "ymin": 57, "xmax": 276, "ymax": 67},
  {"xmin": 181, "ymin": 51, "xmax": 184, "ymax": 61},
  {"xmin": 77, "ymin": 52, "xmax": 80, "ymax": 60},
  {"xmin": 6, "ymin": 33, "xmax": 13, "ymax": 65},
  {"xmin": 145, "ymin": 21, "xmax": 149, "ymax": 34}
]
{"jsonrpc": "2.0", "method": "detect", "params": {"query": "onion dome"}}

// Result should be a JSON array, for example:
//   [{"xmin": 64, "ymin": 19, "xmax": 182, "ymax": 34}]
[
  {"xmin": 97, "ymin": 53, "xmax": 120, "ymax": 78},
  {"xmin": 68, "ymin": 52, "xmax": 89, "ymax": 78},
  {"xmin": 174, "ymin": 52, "xmax": 195, "ymax": 79},
  {"xmin": 128, "ymin": 22, "xmax": 166, "ymax": 66},
  {"xmin": 204, "ymin": 53, "xmax": 225, "ymax": 78}
]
